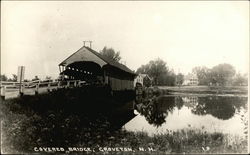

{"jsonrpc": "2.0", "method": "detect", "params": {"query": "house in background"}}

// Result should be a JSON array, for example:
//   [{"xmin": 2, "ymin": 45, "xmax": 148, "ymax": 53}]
[
  {"xmin": 182, "ymin": 73, "xmax": 198, "ymax": 86},
  {"xmin": 134, "ymin": 74, "xmax": 143, "ymax": 87},
  {"xmin": 134, "ymin": 74, "xmax": 153, "ymax": 87}
]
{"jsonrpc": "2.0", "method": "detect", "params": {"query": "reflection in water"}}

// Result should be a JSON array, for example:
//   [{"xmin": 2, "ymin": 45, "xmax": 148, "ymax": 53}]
[
  {"xmin": 183, "ymin": 96, "xmax": 246, "ymax": 120},
  {"xmin": 127, "ymin": 95, "xmax": 247, "ymax": 136},
  {"xmin": 134, "ymin": 96, "xmax": 186, "ymax": 127},
  {"xmin": 191, "ymin": 97, "xmax": 235, "ymax": 120}
]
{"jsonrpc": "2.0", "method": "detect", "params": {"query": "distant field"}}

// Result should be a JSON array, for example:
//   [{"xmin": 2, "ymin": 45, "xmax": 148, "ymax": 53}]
[{"xmin": 157, "ymin": 85, "xmax": 248, "ymax": 95}]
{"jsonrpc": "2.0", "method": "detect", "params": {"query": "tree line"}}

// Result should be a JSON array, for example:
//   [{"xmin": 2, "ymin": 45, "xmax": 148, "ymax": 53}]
[
  {"xmin": 1, "ymin": 46, "xmax": 247, "ymax": 87},
  {"xmin": 136, "ymin": 58, "xmax": 247, "ymax": 86},
  {"xmin": 99, "ymin": 46, "xmax": 247, "ymax": 87},
  {"xmin": 0, "ymin": 74, "xmax": 50, "ymax": 82},
  {"xmin": 192, "ymin": 64, "xmax": 247, "ymax": 86},
  {"xmin": 0, "ymin": 74, "xmax": 17, "ymax": 82},
  {"xmin": 136, "ymin": 58, "xmax": 182, "ymax": 86}
]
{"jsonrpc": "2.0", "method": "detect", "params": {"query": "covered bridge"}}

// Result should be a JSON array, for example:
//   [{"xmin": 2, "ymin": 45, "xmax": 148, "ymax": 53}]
[{"xmin": 59, "ymin": 46, "xmax": 136, "ymax": 91}]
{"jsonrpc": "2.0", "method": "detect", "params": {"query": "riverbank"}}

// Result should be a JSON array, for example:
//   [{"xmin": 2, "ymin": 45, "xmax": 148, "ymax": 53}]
[{"xmin": 157, "ymin": 85, "xmax": 248, "ymax": 95}]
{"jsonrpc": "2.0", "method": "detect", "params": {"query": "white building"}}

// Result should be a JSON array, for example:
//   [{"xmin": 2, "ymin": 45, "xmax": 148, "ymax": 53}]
[
  {"xmin": 134, "ymin": 74, "xmax": 152, "ymax": 87},
  {"xmin": 182, "ymin": 73, "xmax": 198, "ymax": 86}
]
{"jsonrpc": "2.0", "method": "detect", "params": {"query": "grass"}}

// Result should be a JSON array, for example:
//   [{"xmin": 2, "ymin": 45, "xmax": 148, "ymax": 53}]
[
  {"xmin": 112, "ymin": 129, "xmax": 247, "ymax": 154},
  {"xmin": 0, "ymin": 86, "xmax": 248, "ymax": 154}
]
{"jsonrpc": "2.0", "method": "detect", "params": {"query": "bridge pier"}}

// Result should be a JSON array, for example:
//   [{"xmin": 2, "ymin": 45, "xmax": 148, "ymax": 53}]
[
  {"xmin": 74, "ymin": 81, "xmax": 77, "ymax": 87},
  {"xmin": 35, "ymin": 84, "xmax": 39, "ymax": 95},
  {"xmin": 67, "ymin": 81, "xmax": 70, "ymax": 88},
  {"xmin": 47, "ymin": 83, "xmax": 51, "ymax": 92},
  {"xmin": 57, "ymin": 81, "xmax": 61, "ymax": 89}
]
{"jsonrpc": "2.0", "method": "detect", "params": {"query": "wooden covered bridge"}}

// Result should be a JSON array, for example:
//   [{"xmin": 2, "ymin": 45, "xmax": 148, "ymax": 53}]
[
  {"xmin": 0, "ymin": 46, "xmax": 137, "ymax": 100},
  {"xmin": 59, "ymin": 46, "xmax": 136, "ymax": 91}
]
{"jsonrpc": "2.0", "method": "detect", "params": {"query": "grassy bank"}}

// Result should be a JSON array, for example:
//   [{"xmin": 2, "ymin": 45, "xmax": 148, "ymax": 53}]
[
  {"xmin": 111, "ymin": 129, "xmax": 247, "ymax": 154},
  {"xmin": 157, "ymin": 85, "xmax": 248, "ymax": 95}
]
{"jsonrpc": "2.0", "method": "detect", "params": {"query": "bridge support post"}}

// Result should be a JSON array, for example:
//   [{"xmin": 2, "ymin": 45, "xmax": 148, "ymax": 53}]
[
  {"xmin": 67, "ymin": 81, "xmax": 70, "ymax": 88},
  {"xmin": 47, "ymin": 83, "xmax": 51, "ymax": 92},
  {"xmin": 0, "ymin": 86, "xmax": 6, "ymax": 101},
  {"xmin": 57, "ymin": 81, "xmax": 60, "ymax": 89},
  {"xmin": 35, "ymin": 84, "xmax": 39, "ymax": 95}
]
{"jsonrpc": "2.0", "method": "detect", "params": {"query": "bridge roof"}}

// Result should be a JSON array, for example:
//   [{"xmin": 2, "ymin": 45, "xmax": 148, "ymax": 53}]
[{"xmin": 59, "ymin": 46, "xmax": 135, "ymax": 75}]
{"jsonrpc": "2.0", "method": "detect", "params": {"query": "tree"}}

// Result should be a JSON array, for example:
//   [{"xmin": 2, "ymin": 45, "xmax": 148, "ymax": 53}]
[
  {"xmin": 210, "ymin": 63, "xmax": 236, "ymax": 86},
  {"xmin": 192, "ymin": 66, "xmax": 210, "ymax": 85},
  {"xmin": 45, "ymin": 76, "xmax": 52, "ymax": 80},
  {"xmin": 136, "ymin": 58, "xmax": 176, "ymax": 86},
  {"xmin": 176, "ymin": 73, "xmax": 184, "ymax": 86},
  {"xmin": 7, "ymin": 74, "xmax": 17, "ymax": 82},
  {"xmin": 0, "ymin": 74, "xmax": 8, "ymax": 81},
  {"xmin": 136, "ymin": 64, "xmax": 150, "ymax": 74},
  {"xmin": 147, "ymin": 59, "xmax": 168, "ymax": 85},
  {"xmin": 163, "ymin": 70, "xmax": 176, "ymax": 86},
  {"xmin": 12, "ymin": 74, "xmax": 17, "ymax": 82},
  {"xmin": 99, "ymin": 46, "xmax": 121, "ymax": 62},
  {"xmin": 32, "ymin": 76, "xmax": 40, "ymax": 81},
  {"xmin": 232, "ymin": 73, "xmax": 248, "ymax": 86}
]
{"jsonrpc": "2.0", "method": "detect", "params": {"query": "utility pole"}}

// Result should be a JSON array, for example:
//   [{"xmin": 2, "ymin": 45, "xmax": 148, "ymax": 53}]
[{"xmin": 17, "ymin": 66, "xmax": 25, "ymax": 96}]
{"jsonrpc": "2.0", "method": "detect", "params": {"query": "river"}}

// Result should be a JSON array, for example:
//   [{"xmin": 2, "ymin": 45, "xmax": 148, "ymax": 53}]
[{"xmin": 125, "ymin": 95, "xmax": 248, "ymax": 137}]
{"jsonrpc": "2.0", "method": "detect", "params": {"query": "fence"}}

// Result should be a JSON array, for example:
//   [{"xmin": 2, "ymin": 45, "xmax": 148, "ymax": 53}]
[{"xmin": 0, "ymin": 79, "xmax": 87, "ymax": 100}]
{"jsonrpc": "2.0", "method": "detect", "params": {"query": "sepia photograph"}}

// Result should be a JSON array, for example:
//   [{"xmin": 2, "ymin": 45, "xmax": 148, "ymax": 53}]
[{"xmin": 0, "ymin": 1, "xmax": 249, "ymax": 154}]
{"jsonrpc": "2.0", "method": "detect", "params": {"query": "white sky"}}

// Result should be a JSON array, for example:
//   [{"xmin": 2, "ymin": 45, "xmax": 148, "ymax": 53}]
[{"xmin": 1, "ymin": 1, "xmax": 249, "ymax": 79}]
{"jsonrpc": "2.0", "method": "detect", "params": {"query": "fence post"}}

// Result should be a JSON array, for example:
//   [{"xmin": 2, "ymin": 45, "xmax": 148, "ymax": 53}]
[
  {"xmin": 0, "ymin": 86, "xmax": 6, "ymax": 100},
  {"xmin": 35, "ymin": 84, "xmax": 39, "ymax": 95},
  {"xmin": 67, "ymin": 81, "xmax": 70, "ymax": 88},
  {"xmin": 74, "ymin": 81, "xmax": 77, "ymax": 87},
  {"xmin": 19, "ymin": 85, "xmax": 24, "ymax": 97}
]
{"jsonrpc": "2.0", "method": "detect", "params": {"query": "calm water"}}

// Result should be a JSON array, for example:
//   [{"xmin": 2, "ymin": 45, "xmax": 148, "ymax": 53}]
[{"xmin": 125, "ymin": 95, "xmax": 248, "ymax": 137}]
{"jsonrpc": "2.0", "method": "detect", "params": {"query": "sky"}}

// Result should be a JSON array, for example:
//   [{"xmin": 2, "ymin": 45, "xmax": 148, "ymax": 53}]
[{"xmin": 1, "ymin": 1, "xmax": 249, "ymax": 80}]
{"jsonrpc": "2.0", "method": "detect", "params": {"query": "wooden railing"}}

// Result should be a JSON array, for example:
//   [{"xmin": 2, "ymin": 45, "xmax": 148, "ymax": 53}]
[{"xmin": 0, "ymin": 79, "xmax": 87, "ymax": 100}]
